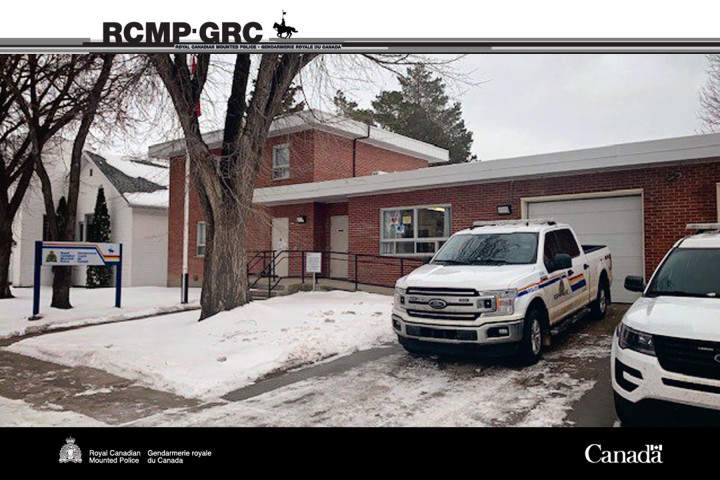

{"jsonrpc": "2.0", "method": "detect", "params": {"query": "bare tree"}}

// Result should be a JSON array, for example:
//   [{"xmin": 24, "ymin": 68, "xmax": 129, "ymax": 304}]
[
  {"xmin": 151, "ymin": 53, "xmax": 462, "ymax": 320},
  {"xmin": 0, "ymin": 57, "xmax": 35, "ymax": 298},
  {"xmin": 700, "ymin": 54, "xmax": 720, "ymax": 132},
  {"xmin": 4, "ymin": 54, "xmax": 125, "ymax": 308},
  {"xmin": 151, "ymin": 53, "xmax": 318, "ymax": 319}
]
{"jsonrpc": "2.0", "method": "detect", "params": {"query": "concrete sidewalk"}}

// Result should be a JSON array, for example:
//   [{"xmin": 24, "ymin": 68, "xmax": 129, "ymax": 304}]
[{"xmin": 0, "ymin": 349, "xmax": 212, "ymax": 425}]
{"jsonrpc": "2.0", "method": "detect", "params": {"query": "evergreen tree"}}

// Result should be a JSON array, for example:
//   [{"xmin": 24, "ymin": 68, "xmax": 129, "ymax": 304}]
[
  {"xmin": 335, "ymin": 66, "xmax": 474, "ymax": 164},
  {"xmin": 278, "ymin": 82, "xmax": 306, "ymax": 116},
  {"xmin": 86, "ymin": 187, "xmax": 113, "ymax": 288},
  {"xmin": 333, "ymin": 90, "xmax": 375, "ymax": 125}
]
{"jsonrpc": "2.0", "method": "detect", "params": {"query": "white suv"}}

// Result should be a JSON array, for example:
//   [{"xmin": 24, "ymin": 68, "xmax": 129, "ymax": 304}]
[{"xmin": 612, "ymin": 223, "xmax": 720, "ymax": 426}]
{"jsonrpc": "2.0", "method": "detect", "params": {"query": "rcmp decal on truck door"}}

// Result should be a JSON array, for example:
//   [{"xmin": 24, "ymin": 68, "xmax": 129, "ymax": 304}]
[
  {"xmin": 568, "ymin": 273, "xmax": 587, "ymax": 292},
  {"xmin": 553, "ymin": 280, "xmax": 569, "ymax": 300},
  {"xmin": 517, "ymin": 273, "xmax": 566, "ymax": 298}
]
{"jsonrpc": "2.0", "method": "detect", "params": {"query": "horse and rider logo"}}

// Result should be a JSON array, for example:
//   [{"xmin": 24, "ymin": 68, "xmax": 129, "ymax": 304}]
[{"xmin": 273, "ymin": 10, "xmax": 298, "ymax": 39}]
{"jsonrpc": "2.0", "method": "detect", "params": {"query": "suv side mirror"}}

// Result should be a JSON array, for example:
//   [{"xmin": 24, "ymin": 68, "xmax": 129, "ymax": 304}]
[
  {"xmin": 423, "ymin": 256, "xmax": 432, "ymax": 265},
  {"xmin": 624, "ymin": 275, "xmax": 646, "ymax": 292},
  {"xmin": 553, "ymin": 253, "xmax": 572, "ymax": 271}
]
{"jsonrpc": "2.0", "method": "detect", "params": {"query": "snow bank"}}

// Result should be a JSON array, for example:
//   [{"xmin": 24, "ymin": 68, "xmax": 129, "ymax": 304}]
[
  {"xmin": 7, "ymin": 291, "xmax": 394, "ymax": 400},
  {"xmin": 0, "ymin": 287, "xmax": 201, "ymax": 339},
  {"xmin": 0, "ymin": 397, "xmax": 106, "ymax": 427}
]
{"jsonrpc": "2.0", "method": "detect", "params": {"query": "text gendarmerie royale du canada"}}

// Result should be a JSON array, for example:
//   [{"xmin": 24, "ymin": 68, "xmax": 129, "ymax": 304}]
[{"xmin": 87, "ymin": 449, "xmax": 212, "ymax": 464}]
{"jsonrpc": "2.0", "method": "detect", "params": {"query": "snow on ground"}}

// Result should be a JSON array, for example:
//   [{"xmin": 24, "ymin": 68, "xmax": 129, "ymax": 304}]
[
  {"xmin": 0, "ymin": 286, "xmax": 200, "ymax": 339},
  {"xmin": 7, "ymin": 291, "xmax": 394, "ymax": 400},
  {"xmin": 0, "ymin": 396, "xmax": 106, "ymax": 427},
  {"xmin": 137, "ymin": 332, "xmax": 613, "ymax": 427}
]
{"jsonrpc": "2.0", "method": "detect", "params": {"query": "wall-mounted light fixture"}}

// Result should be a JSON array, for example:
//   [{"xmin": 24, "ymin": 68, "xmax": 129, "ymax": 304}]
[
  {"xmin": 497, "ymin": 205, "xmax": 512, "ymax": 215},
  {"xmin": 667, "ymin": 172, "xmax": 683, "ymax": 182},
  {"xmin": 296, "ymin": 215, "xmax": 307, "ymax": 224}
]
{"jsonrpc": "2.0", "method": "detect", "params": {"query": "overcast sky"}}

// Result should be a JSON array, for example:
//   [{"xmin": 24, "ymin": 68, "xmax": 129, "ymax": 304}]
[
  {"xmin": 126, "ymin": 54, "xmax": 711, "ymax": 161},
  {"xmin": 342, "ymin": 54, "xmax": 710, "ymax": 161}
]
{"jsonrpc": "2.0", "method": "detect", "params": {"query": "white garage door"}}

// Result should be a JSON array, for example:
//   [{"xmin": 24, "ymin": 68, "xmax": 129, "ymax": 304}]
[{"xmin": 527, "ymin": 195, "xmax": 643, "ymax": 303}]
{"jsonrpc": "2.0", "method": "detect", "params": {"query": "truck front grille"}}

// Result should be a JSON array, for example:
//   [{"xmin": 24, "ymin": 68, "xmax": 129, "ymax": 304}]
[
  {"xmin": 406, "ymin": 309, "xmax": 480, "ymax": 321},
  {"xmin": 654, "ymin": 335, "xmax": 720, "ymax": 381},
  {"xmin": 405, "ymin": 325, "xmax": 478, "ymax": 341}
]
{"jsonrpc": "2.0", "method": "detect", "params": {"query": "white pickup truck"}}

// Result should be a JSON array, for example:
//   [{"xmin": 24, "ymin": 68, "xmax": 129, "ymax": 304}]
[
  {"xmin": 612, "ymin": 224, "xmax": 720, "ymax": 425},
  {"xmin": 392, "ymin": 219, "xmax": 613, "ymax": 364}
]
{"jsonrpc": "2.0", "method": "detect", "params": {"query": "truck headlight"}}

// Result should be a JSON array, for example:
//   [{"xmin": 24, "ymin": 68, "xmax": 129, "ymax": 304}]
[
  {"xmin": 394, "ymin": 287, "xmax": 406, "ymax": 309},
  {"xmin": 479, "ymin": 289, "xmax": 517, "ymax": 316},
  {"xmin": 617, "ymin": 323, "xmax": 656, "ymax": 356}
]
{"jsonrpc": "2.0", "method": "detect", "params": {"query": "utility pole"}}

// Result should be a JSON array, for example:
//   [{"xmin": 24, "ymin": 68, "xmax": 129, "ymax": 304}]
[{"xmin": 181, "ymin": 152, "xmax": 190, "ymax": 304}]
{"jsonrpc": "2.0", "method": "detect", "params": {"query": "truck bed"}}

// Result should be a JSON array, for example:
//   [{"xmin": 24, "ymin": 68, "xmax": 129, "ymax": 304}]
[{"xmin": 582, "ymin": 244, "xmax": 607, "ymax": 254}]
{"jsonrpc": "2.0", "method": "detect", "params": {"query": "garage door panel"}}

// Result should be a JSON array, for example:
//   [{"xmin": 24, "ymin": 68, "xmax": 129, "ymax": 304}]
[
  {"xmin": 528, "ymin": 195, "xmax": 643, "ymax": 303},
  {"xmin": 530, "ymin": 196, "xmax": 640, "ymax": 214}
]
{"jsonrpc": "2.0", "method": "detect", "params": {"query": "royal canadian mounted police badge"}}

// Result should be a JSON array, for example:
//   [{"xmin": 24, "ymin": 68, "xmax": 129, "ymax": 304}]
[{"xmin": 59, "ymin": 437, "xmax": 82, "ymax": 464}]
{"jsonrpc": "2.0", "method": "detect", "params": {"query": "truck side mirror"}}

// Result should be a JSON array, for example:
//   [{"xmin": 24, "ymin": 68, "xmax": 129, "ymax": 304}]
[
  {"xmin": 624, "ymin": 275, "xmax": 646, "ymax": 292},
  {"xmin": 423, "ymin": 256, "xmax": 432, "ymax": 265},
  {"xmin": 553, "ymin": 253, "xmax": 572, "ymax": 270}
]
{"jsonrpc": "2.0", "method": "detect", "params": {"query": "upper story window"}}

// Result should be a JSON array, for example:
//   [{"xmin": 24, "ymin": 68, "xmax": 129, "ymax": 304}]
[
  {"xmin": 380, "ymin": 205, "xmax": 451, "ymax": 256},
  {"xmin": 272, "ymin": 144, "xmax": 290, "ymax": 180},
  {"xmin": 196, "ymin": 221, "xmax": 207, "ymax": 257}
]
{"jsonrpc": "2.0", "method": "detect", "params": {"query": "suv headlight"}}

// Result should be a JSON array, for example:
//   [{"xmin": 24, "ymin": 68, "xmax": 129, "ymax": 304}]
[
  {"xmin": 479, "ymin": 289, "xmax": 517, "ymax": 316},
  {"xmin": 394, "ymin": 287, "xmax": 406, "ymax": 309},
  {"xmin": 617, "ymin": 323, "xmax": 656, "ymax": 356}
]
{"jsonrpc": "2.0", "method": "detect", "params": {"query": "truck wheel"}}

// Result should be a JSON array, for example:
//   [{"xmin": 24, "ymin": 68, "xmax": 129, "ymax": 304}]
[
  {"xmin": 518, "ymin": 306, "xmax": 545, "ymax": 365},
  {"xmin": 590, "ymin": 279, "xmax": 610, "ymax": 320}
]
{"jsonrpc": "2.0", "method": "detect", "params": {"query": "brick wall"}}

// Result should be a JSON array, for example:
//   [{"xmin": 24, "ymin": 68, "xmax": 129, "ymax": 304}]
[
  {"xmin": 349, "ymin": 160, "xmax": 720, "ymax": 286},
  {"xmin": 167, "ymin": 127, "xmax": 432, "ymax": 286},
  {"xmin": 313, "ymin": 130, "xmax": 429, "ymax": 180},
  {"xmin": 255, "ymin": 131, "xmax": 315, "ymax": 188}
]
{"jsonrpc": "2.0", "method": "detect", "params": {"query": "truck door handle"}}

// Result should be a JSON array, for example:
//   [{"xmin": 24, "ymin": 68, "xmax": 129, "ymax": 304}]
[{"xmin": 583, "ymin": 264, "xmax": 589, "ymax": 270}]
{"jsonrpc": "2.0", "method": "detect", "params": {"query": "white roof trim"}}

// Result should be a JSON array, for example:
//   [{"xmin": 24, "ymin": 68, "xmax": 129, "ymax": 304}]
[
  {"xmin": 148, "ymin": 110, "xmax": 449, "ymax": 164},
  {"xmin": 253, "ymin": 132, "xmax": 720, "ymax": 206}
]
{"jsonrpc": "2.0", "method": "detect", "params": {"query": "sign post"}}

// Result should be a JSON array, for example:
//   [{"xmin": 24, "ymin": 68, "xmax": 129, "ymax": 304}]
[
  {"xmin": 30, "ymin": 241, "xmax": 123, "ymax": 320},
  {"xmin": 305, "ymin": 252, "xmax": 322, "ymax": 291}
]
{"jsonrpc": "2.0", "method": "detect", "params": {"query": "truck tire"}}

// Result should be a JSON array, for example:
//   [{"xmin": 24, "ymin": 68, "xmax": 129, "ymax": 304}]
[
  {"xmin": 518, "ymin": 306, "xmax": 545, "ymax": 365},
  {"xmin": 590, "ymin": 278, "xmax": 610, "ymax": 320}
]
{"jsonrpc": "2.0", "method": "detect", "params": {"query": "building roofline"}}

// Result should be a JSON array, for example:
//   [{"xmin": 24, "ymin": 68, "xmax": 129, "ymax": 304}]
[
  {"xmin": 252, "ymin": 131, "xmax": 720, "ymax": 206},
  {"xmin": 147, "ymin": 110, "xmax": 449, "ymax": 164}
]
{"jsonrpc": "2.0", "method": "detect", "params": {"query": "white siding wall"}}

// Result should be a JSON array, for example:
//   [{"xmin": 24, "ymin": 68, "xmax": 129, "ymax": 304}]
[
  {"xmin": 11, "ymin": 145, "xmax": 70, "ymax": 287},
  {"xmin": 10, "ymin": 150, "xmax": 169, "ymax": 288},
  {"xmin": 72, "ymin": 158, "xmax": 133, "ymax": 287},
  {"xmin": 130, "ymin": 208, "xmax": 168, "ymax": 286}
]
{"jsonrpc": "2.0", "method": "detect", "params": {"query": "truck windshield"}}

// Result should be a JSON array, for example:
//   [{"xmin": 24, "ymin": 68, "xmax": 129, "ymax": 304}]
[
  {"xmin": 646, "ymin": 248, "xmax": 720, "ymax": 298},
  {"xmin": 432, "ymin": 233, "xmax": 538, "ymax": 265}
]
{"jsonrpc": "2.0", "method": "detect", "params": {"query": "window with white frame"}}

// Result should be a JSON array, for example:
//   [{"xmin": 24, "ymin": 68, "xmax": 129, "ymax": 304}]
[
  {"xmin": 196, "ymin": 221, "xmax": 207, "ymax": 257},
  {"xmin": 380, "ymin": 205, "xmax": 451, "ymax": 256},
  {"xmin": 272, "ymin": 144, "xmax": 290, "ymax": 180}
]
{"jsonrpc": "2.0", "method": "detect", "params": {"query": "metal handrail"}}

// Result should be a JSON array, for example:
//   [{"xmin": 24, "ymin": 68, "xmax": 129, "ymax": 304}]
[{"xmin": 247, "ymin": 249, "xmax": 425, "ymax": 297}]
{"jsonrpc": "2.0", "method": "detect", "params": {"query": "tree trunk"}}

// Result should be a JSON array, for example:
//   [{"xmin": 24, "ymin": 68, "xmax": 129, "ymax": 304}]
[
  {"xmin": 51, "ymin": 266, "xmax": 72, "ymax": 309},
  {"xmin": 0, "ymin": 221, "xmax": 14, "ymax": 299},
  {"xmin": 198, "ymin": 204, "xmax": 250, "ymax": 320}
]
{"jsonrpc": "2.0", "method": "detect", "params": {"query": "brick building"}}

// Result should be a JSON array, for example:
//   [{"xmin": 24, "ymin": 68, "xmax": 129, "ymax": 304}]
[
  {"xmin": 149, "ymin": 111, "xmax": 449, "ymax": 288},
  {"xmin": 152, "ymin": 113, "xmax": 720, "ymax": 304}
]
